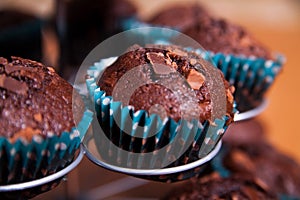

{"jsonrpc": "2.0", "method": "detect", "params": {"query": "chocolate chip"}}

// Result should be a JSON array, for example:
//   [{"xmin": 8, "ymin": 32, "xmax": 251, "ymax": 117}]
[
  {"xmin": 33, "ymin": 113, "xmax": 43, "ymax": 123},
  {"xmin": 47, "ymin": 67, "xmax": 55, "ymax": 73},
  {"xmin": 146, "ymin": 52, "xmax": 165, "ymax": 65},
  {"xmin": 4, "ymin": 64, "xmax": 24, "ymax": 74},
  {"xmin": 0, "ymin": 57, "xmax": 8, "ymax": 65},
  {"xmin": 186, "ymin": 69, "xmax": 205, "ymax": 89},
  {"xmin": 9, "ymin": 127, "xmax": 41, "ymax": 143},
  {"xmin": 146, "ymin": 52, "xmax": 175, "ymax": 74},
  {"xmin": 0, "ymin": 74, "xmax": 28, "ymax": 96}
]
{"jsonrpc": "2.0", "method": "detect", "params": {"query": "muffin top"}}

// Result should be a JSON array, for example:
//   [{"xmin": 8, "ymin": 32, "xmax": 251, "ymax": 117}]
[
  {"xmin": 221, "ymin": 134, "xmax": 300, "ymax": 197},
  {"xmin": 0, "ymin": 57, "xmax": 83, "ymax": 142},
  {"xmin": 163, "ymin": 175, "xmax": 277, "ymax": 200},
  {"xmin": 149, "ymin": 4, "xmax": 209, "ymax": 30},
  {"xmin": 148, "ymin": 5, "xmax": 271, "ymax": 59},
  {"xmin": 97, "ymin": 45, "xmax": 234, "ymax": 123},
  {"xmin": 183, "ymin": 17, "xmax": 271, "ymax": 59}
]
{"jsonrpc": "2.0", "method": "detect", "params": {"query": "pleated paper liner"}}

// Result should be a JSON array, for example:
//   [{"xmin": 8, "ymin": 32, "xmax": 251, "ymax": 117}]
[
  {"xmin": 85, "ymin": 58, "xmax": 231, "ymax": 172},
  {"xmin": 0, "ymin": 145, "xmax": 85, "ymax": 199},
  {"xmin": 84, "ymin": 133, "xmax": 222, "ymax": 183},
  {"xmin": 210, "ymin": 52, "xmax": 283, "ymax": 111},
  {"xmin": 122, "ymin": 18, "xmax": 284, "ymax": 112},
  {"xmin": 0, "ymin": 110, "xmax": 93, "ymax": 186},
  {"xmin": 182, "ymin": 47, "xmax": 283, "ymax": 112}
]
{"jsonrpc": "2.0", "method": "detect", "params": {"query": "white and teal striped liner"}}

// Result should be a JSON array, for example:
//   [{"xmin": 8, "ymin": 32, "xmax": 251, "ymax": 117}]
[
  {"xmin": 86, "ymin": 57, "xmax": 231, "ymax": 168},
  {"xmin": 210, "ymin": 52, "xmax": 283, "ymax": 92},
  {"xmin": 0, "ymin": 110, "xmax": 93, "ymax": 185},
  {"xmin": 184, "ymin": 47, "xmax": 283, "ymax": 94}
]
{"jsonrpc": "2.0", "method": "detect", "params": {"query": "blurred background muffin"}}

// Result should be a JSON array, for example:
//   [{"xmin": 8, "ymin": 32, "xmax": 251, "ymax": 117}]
[
  {"xmin": 147, "ymin": 4, "xmax": 271, "ymax": 59},
  {"xmin": 162, "ymin": 174, "xmax": 278, "ymax": 200},
  {"xmin": 125, "ymin": 3, "xmax": 283, "ymax": 112},
  {"xmin": 128, "ymin": 0, "xmax": 300, "ymax": 165},
  {"xmin": 218, "ymin": 120, "xmax": 300, "ymax": 198},
  {"xmin": 162, "ymin": 119, "xmax": 300, "ymax": 199}
]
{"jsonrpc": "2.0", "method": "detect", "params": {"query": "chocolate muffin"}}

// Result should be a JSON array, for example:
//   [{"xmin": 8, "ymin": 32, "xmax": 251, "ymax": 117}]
[
  {"xmin": 98, "ymin": 44, "xmax": 235, "ymax": 123},
  {"xmin": 87, "ymin": 44, "xmax": 235, "ymax": 169},
  {"xmin": 148, "ymin": 5, "xmax": 270, "ymax": 59},
  {"xmin": 163, "ymin": 174, "xmax": 277, "ymax": 200},
  {"xmin": 0, "ymin": 56, "xmax": 83, "ymax": 140},
  {"xmin": 183, "ymin": 17, "xmax": 271, "ymax": 59},
  {"xmin": 0, "ymin": 56, "xmax": 85, "ymax": 185},
  {"xmin": 212, "ymin": 119, "xmax": 300, "ymax": 198},
  {"xmin": 142, "ymin": 4, "xmax": 283, "ymax": 112},
  {"xmin": 149, "ymin": 4, "xmax": 209, "ymax": 30},
  {"xmin": 222, "ymin": 140, "xmax": 300, "ymax": 197}
]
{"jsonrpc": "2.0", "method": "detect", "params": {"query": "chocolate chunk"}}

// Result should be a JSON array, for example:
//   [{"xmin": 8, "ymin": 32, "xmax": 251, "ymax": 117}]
[
  {"xmin": 146, "ymin": 52, "xmax": 165, "ymax": 65},
  {"xmin": 186, "ymin": 69, "xmax": 205, "ymax": 90},
  {"xmin": 4, "ymin": 64, "xmax": 24, "ymax": 74},
  {"xmin": 9, "ymin": 127, "xmax": 41, "ymax": 143},
  {"xmin": 146, "ymin": 52, "xmax": 175, "ymax": 75},
  {"xmin": 33, "ymin": 113, "xmax": 43, "ymax": 123},
  {"xmin": 0, "ymin": 57, "xmax": 8, "ymax": 65},
  {"xmin": 0, "ymin": 74, "xmax": 28, "ymax": 96}
]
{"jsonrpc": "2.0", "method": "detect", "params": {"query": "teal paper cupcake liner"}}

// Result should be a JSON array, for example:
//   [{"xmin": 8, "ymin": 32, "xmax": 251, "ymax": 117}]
[
  {"xmin": 86, "ymin": 57, "xmax": 231, "ymax": 169},
  {"xmin": 122, "ymin": 18, "xmax": 284, "ymax": 112},
  {"xmin": 188, "ymin": 48, "xmax": 283, "ymax": 111},
  {"xmin": 0, "ymin": 110, "xmax": 93, "ymax": 185},
  {"xmin": 211, "ymin": 52, "xmax": 283, "ymax": 111}
]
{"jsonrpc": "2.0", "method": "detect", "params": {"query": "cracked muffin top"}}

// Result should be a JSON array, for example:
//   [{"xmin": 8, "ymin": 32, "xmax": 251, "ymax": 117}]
[
  {"xmin": 97, "ymin": 45, "xmax": 235, "ymax": 123},
  {"xmin": 0, "ymin": 57, "xmax": 84, "ymax": 142},
  {"xmin": 148, "ymin": 4, "xmax": 271, "ymax": 59},
  {"xmin": 148, "ymin": 4, "xmax": 209, "ymax": 30}
]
